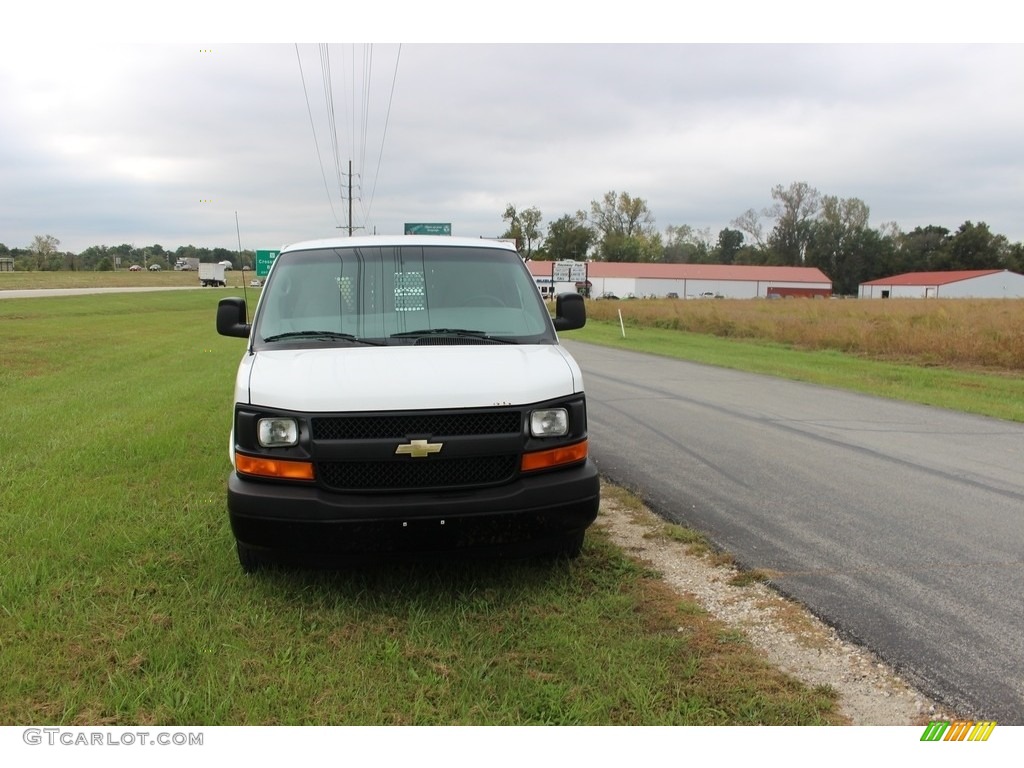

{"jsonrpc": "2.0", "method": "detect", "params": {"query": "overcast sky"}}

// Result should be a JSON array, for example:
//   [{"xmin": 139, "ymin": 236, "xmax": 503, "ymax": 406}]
[{"xmin": 4, "ymin": 7, "xmax": 1023, "ymax": 254}]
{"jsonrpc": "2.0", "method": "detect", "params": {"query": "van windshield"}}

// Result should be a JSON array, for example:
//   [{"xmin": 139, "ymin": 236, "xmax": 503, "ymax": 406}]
[{"xmin": 252, "ymin": 245, "xmax": 556, "ymax": 347}]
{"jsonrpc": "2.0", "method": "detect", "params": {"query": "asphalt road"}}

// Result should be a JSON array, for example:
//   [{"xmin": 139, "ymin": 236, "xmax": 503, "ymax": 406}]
[{"xmin": 564, "ymin": 339, "xmax": 1024, "ymax": 724}]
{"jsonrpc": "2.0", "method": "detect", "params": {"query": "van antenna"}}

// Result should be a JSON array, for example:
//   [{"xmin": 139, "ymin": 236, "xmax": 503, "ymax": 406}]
[{"xmin": 236, "ymin": 211, "xmax": 249, "ymax": 322}]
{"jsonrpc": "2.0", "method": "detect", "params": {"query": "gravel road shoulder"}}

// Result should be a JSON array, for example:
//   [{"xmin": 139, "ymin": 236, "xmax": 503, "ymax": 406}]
[{"xmin": 596, "ymin": 484, "xmax": 957, "ymax": 726}]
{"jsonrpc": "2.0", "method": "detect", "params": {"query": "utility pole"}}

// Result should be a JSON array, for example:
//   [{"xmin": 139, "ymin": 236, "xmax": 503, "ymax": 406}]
[
  {"xmin": 336, "ymin": 160, "xmax": 362, "ymax": 236},
  {"xmin": 347, "ymin": 160, "xmax": 354, "ymax": 237}
]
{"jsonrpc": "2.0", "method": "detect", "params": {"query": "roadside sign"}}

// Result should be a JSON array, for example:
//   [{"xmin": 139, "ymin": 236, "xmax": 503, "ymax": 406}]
[
  {"xmin": 404, "ymin": 223, "xmax": 452, "ymax": 236},
  {"xmin": 255, "ymin": 249, "xmax": 280, "ymax": 278},
  {"xmin": 552, "ymin": 260, "xmax": 587, "ymax": 282}
]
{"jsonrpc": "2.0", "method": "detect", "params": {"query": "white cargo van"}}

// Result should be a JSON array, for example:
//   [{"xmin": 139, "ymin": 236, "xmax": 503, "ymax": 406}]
[{"xmin": 216, "ymin": 236, "xmax": 599, "ymax": 571}]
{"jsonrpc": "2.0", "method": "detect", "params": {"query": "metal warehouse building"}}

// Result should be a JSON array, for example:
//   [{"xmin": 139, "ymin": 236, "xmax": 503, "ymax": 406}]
[
  {"xmin": 858, "ymin": 269, "xmax": 1024, "ymax": 299},
  {"xmin": 528, "ymin": 261, "xmax": 832, "ymax": 299}
]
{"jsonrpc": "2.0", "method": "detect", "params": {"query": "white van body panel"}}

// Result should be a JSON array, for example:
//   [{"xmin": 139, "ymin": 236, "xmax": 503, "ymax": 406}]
[
  {"xmin": 240, "ymin": 344, "xmax": 583, "ymax": 412},
  {"xmin": 218, "ymin": 235, "xmax": 599, "ymax": 568}
]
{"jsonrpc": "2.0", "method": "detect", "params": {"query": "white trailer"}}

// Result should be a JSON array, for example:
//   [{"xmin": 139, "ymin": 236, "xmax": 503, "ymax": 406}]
[{"xmin": 199, "ymin": 263, "xmax": 227, "ymax": 287}]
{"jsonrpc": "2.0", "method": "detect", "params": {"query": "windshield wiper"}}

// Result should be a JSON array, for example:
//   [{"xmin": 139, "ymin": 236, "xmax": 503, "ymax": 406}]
[
  {"xmin": 389, "ymin": 328, "xmax": 514, "ymax": 344},
  {"xmin": 262, "ymin": 330, "xmax": 382, "ymax": 346}
]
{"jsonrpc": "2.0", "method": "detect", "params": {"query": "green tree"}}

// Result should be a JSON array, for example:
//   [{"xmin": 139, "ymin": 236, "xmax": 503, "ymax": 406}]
[
  {"xmin": 1005, "ymin": 242, "xmax": 1024, "ymax": 273},
  {"xmin": 501, "ymin": 204, "xmax": 544, "ymax": 258},
  {"xmin": 140, "ymin": 244, "xmax": 169, "ymax": 269},
  {"xmin": 944, "ymin": 221, "xmax": 1009, "ymax": 271},
  {"xmin": 589, "ymin": 191, "xmax": 655, "ymax": 238},
  {"xmin": 805, "ymin": 195, "xmax": 871, "ymax": 293},
  {"xmin": 713, "ymin": 228, "xmax": 745, "ymax": 264},
  {"xmin": 662, "ymin": 225, "xmax": 711, "ymax": 263},
  {"xmin": 541, "ymin": 212, "xmax": 593, "ymax": 262},
  {"xmin": 237, "ymin": 249, "xmax": 256, "ymax": 271},
  {"xmin": 211, "ymin": 247, "xmax": 235, "ymax": 267},
  {"xmin": 863, "ymin": 223, "xmax": 903, "ymax": 282},
  {"xmin": 731, "ymin": 208, "xmax": 766, "ymax": 251},
  {"xmin": 599, "ymin": 231, "xmax": 663, "ymax": 263},
  {"xmin": 107, "ymin": 243, "xmax": 136, "ymax": 270},
  {"xmin": 898, "ymin": 226, "xmax": 949, "ymax": 272},
  {"xmin": 765, "ymin": 182, "xmax": 821, "ymax": 265},
  {"xmin": 79, "ymin": 245, "xmax": 109, "ymax": 271},
  {"xmin": 589, "ymin": 191, "xmax": 656, "ymax": 261},
  {"xmin": 28, "ymin": 234, "xmax": 61, "ymax": 271}
]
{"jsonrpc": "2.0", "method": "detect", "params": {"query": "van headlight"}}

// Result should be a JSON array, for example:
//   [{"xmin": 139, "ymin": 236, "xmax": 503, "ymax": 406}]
[
  {"xmin": 530, "ymin": 408, "xmax": 568, "ymax": 437},
  {"xmin": 258, "ymin": 417, "xmax": 299, "ymax": 447}
]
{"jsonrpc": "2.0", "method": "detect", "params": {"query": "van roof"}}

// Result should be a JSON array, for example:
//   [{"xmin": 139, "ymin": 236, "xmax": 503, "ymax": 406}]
[{"xmin": 281, "ymin": 235, "xmax": 519, "ymax": 254}]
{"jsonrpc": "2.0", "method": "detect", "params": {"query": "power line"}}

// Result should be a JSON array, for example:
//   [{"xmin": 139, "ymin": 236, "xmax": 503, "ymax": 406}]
[
  {"xmin": 319, "ymin": 44, "xmax": 345, "ymax": 207},
  {"xmin": 363, "ymin": 44, "xmax": 401, "ymax": 227},
  {"xmin": 295, "ymin": 44, "xmax": 340, "ymax": 228},
  {"xmin": 296, "ymin": 44, "xmax": 402, "ymax": 235}
]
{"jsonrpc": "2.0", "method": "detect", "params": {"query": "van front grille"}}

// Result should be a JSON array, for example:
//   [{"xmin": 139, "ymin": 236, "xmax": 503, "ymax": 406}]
[
  {"xmin": 311, "ymin": 411, "xmax": 521, "ymax": 441},
  {"xmin": 310, "ymin": 408, "xmax": 523, "ymax": 492},
  {"xmin": 316, "ymin": 455, "xmax": 519, "ymax": 492}
]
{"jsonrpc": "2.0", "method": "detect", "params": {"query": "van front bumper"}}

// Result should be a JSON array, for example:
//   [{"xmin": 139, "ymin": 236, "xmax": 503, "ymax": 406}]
[{"xmin": 227, "ymin": 459, "xmax": 600, "ymax": 560}]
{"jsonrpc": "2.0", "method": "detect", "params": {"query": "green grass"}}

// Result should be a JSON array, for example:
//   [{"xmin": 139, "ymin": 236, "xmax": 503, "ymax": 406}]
[
  {"xmin": 0, "ymin": 269, "xmax": 223, "ymax": 290},
  {"xmin": 568, "ymin": 320, "xmax": 1024, "ymax": 423},
  {"xmin": 0, "ymin": 290, "xmax": 840, "ymax": 725}
]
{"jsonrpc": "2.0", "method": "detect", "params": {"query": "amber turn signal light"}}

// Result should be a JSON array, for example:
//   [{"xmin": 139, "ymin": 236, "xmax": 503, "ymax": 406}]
[
  {"xmin": 235, "ymin": 453, "xmax": 315, "ymax": 481},
  {"xmin": 520, "ymin": 439, "xmax": 588, "ymax": 472}
]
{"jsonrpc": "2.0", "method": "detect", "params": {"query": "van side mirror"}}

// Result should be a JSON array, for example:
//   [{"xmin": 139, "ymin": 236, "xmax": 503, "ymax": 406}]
[
  {"xmin": 217, "ymin": 297, "xmax": 251, "ymax": 338},
  {"xmin": 552, "ymin": 292, "xmax": 586, "ymax": 331}
]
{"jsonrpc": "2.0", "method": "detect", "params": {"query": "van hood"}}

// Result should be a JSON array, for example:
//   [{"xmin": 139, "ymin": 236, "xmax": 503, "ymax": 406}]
[{"xmin": 243, "ymin": 344, "xmax": 583, "ymax": 412}]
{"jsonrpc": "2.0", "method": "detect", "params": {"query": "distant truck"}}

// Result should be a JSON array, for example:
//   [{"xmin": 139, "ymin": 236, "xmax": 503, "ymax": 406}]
[{"xmin": 199, "ymin": 263, "xmax": 227, "ymax": 287}]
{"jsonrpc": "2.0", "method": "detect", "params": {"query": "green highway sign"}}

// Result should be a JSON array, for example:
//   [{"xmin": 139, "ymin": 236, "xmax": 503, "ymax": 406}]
[
  {"xmin": 404, "ymin": 223, "xmax": 452, "ymax": 236},
  {"xmin": 255, "ymin": 249, "xmax": 280, "ymax": 277}
]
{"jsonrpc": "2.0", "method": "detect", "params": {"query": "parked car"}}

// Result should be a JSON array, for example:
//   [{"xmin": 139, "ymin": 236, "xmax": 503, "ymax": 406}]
[
  {"xmin": 596, "ymin": 292, "xmax": 620, "ymax": 300},
  {"xmin": 128, "ymin": 264, "xmax": 143, "ymax": 272},
  {"xmin": 149, "ymin": 264, "xmax": 162, "ymax": 271},
  {"xmin": 666, "ymin": 292, "xmax": 679, "ymax": 299}
]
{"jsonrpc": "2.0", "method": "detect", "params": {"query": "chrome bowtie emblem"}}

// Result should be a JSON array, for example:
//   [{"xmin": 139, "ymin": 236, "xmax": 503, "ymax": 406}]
[{"xmin": 395, "ymin": 439, "xmax": 443, "ymax": 458}]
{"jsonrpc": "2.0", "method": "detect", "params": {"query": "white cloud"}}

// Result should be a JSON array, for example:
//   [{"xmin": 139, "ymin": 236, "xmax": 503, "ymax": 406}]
[{"xmin": 2, "ymin": 42, "xmax": 1024, "ymax": 253}]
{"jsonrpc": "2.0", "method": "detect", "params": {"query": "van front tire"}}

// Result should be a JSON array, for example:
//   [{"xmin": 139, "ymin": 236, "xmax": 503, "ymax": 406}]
[
  {"xmin": 236, "ymin": 541, "xmax": 268, "ymax": 573},
  {"xmin": 550, "ymin": 531, "xmax": 585, "ymax": 559}
]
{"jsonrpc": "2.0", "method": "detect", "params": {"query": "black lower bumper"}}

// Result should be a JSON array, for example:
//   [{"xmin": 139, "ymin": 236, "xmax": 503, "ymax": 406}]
[{"xmin": 227, "ymin": 460, "xmax": 600, "ymax": 559}]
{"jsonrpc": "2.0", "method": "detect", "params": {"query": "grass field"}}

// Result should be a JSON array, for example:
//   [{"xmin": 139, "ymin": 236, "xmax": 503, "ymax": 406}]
[
  {"xmin": 585, "ymin": 296, "xmax": 1024, "ymax": 372},
  {"xmin": 0, "ymin": 289, "xmax": 840, "ymax": 725},
  {"xmin": 576, "ymin": 298, "xmax": 1024, "ymax": 423},
  {"xmin": 0, "ymin": 269, "xmax": 242, "ymax": 290}
]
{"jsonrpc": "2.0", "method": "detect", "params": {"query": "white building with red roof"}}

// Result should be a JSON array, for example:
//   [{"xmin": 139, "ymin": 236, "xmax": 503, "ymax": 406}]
[
  {"xmin": 858, "ymin": 269, "xmax": 1024, "ymax": 299},
  {"xmin": 526, "ymin": 261, "xmax": 832, "ymax": 299}
]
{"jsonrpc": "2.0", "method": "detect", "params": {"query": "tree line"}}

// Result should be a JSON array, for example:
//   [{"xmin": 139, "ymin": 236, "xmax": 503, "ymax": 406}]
[
  {"xmin": 5, "ymin": 182, "xmax": 1023, "ymax": 296},
  {"xmin": 501, "ymin": 183, "xmax": 1024, "ymax": 295},
  {"xmin": 0, "ymin": 238, "xmax": 256, "ymax": 273}
]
